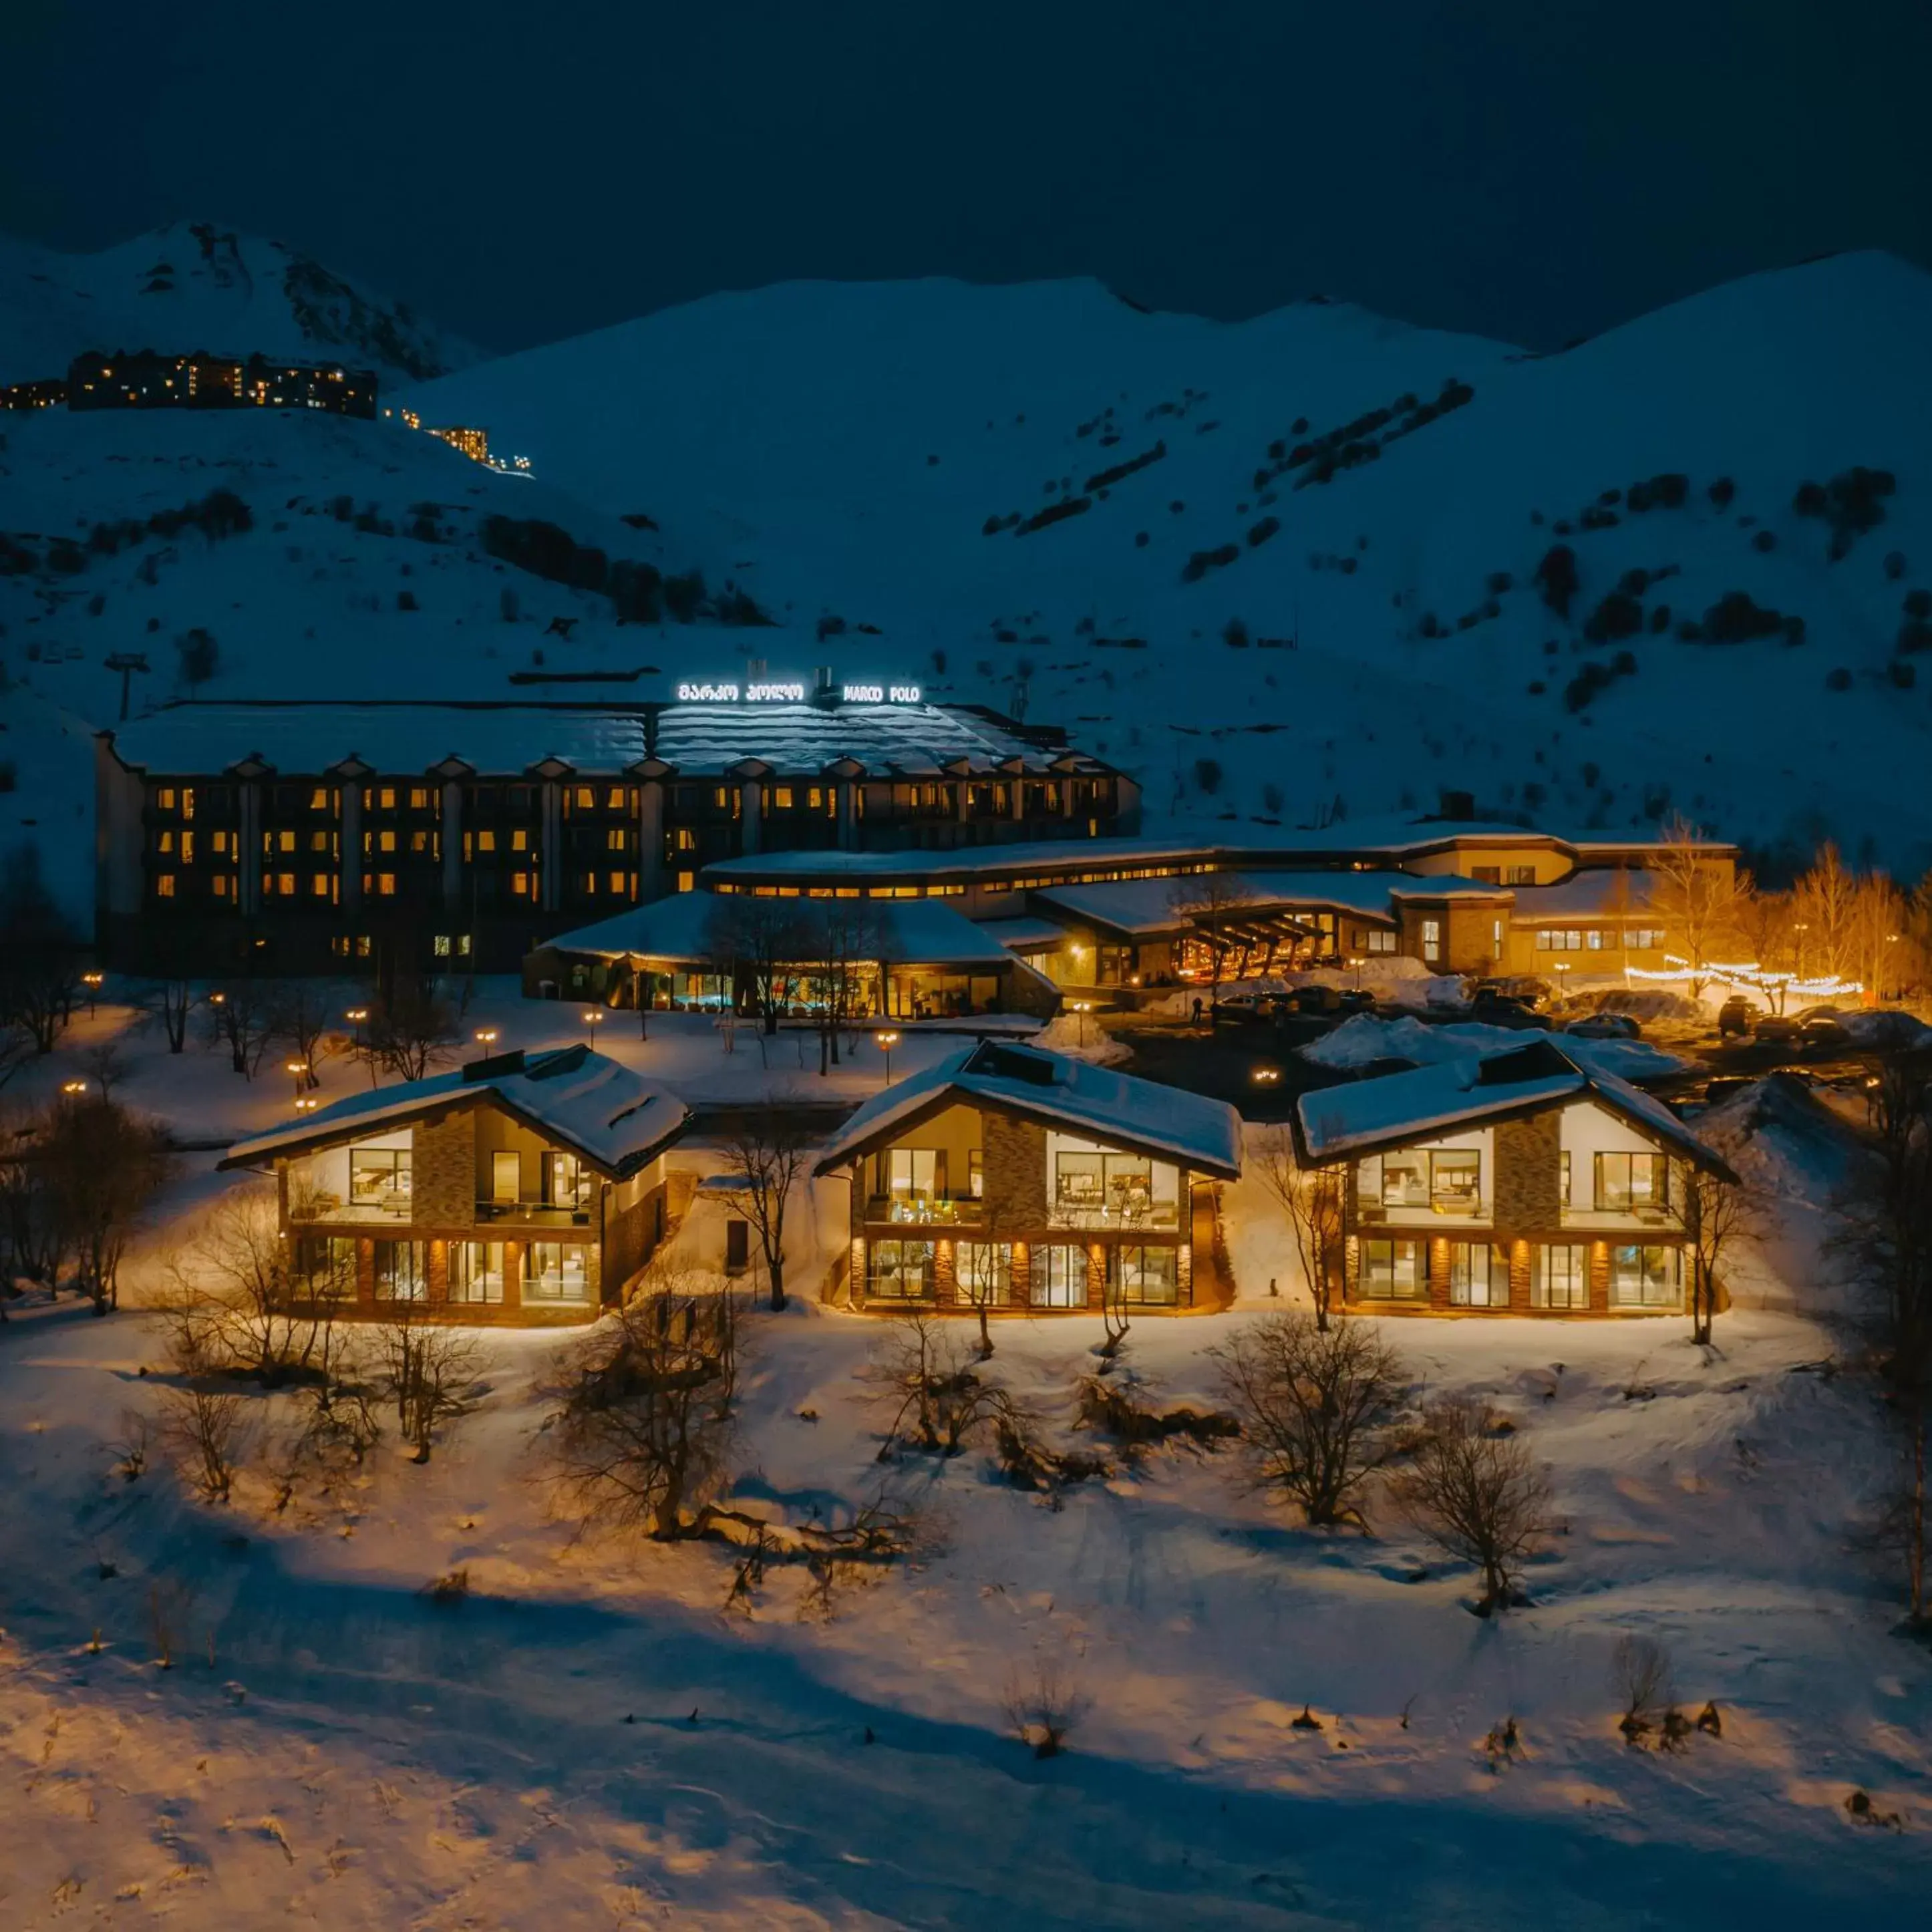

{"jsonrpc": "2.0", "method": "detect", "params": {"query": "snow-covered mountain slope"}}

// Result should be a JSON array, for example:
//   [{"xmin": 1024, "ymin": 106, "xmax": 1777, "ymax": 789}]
[
  {"xmin": 0, "ymin": 222, "xmax": 484, "ymax": 384},
  {"xmin": 0, "ymin": 401, "xmax": 775, "ymax": 925},
  {"xmin": 408, "ymin": 253, "xmax": 1932, "ymax": 874}
]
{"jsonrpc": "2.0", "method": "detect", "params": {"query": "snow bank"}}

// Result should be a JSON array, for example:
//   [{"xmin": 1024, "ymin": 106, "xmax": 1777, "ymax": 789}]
[{"xmin": 1029, "ymin": 1009, "xmax": 1132, "ymax": 1065}]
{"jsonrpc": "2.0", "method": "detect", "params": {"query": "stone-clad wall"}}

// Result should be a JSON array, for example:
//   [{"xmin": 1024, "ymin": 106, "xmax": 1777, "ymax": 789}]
[
  {"xmin": 413, "ymin": 1108, "xmax": 476, "ymax": 1228},
  {"xmin": 1492, "ymin": 1113, "xmax": 1561, "ymax": 1235},
  {"xmin": 983, "ymin": 1114, "xmax": 1050, "ymax": 1223}
]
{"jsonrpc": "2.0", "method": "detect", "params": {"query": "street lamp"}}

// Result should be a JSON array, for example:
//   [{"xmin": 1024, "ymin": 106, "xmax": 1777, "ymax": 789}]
[
  {"xmin": 583, "ymin": 1008, "xmax": 603, "ymax": 1050},
  {"xmin": 81, "ymin": 970, "xmax": 104, "ymax": 1016},
  {"xmin": 874, "ymin": 1029, "xmax": 901, "ymax": 1084},
  {"xmin": 294, "ymin": 1095, "xmax": 319, "ymax": 1115},
  {"xmin": 60, "ymin": 1079, "xmax": 88, "ymax": 1098},
  {"xmin": 1251, "ymin": 1064, "xmax": 1281, "ymax": 1086},
  {"xmin": 285, "ymin": 1058, "xmax": 309, "ymax": 1100},
  {"xmin": 474, "ymin": 1026, "xmax": 498, "ymax": 1049},
  {"xmin": 1068, "ymin": 999, "xmax": 1092, "ymax": 1048}
]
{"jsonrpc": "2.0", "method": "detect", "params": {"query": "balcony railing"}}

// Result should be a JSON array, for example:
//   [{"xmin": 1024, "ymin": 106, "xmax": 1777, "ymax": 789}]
[
  {"xmin": 1560, "ymin": 1203, "xmax": 1682, "ymax": 1231},
  {"xmin": 1047, "ymin": 1198, "xmax": 1182, "ymax": 1232},
  {"xmin": 476, "ymin": 1199, "xmax": 595, "ymax": 1228},
  {"xmin": 289, "ymin": 1194, "xmax": 412, "ymax": 1224},
  {"xmin": 865, "ymin": 1195, "xmax": 985, "ymax": 1227}
]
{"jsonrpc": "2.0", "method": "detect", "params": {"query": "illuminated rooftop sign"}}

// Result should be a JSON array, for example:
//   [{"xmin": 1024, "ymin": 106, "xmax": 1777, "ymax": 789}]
[{"xmin": 671, "ymin": 680, "xmax": 923, "ymax": 704}]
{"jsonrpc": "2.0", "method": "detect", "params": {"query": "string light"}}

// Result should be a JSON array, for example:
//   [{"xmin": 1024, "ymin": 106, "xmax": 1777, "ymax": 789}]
[{"xmin": 1623, "ymin": 954, "xmax": 1863, "ymax": 999}]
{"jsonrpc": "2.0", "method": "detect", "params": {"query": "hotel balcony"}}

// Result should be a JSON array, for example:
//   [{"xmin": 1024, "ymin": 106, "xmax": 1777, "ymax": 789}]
[{"xmin": 864, "ymin": 1195, "xmax": 986, "ymax": 1228}]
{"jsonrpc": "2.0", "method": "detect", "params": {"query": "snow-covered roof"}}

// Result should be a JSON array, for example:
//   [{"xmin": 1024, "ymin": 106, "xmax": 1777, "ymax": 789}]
[
  {"xmin": 1509, "ymin": 868, "xmax": 1660, "ymax": 919},
  {"xmin": 541, "ymin": 892, "xmax": 1017, "ymax": 969},
  {"xmin": 976, "ymin": 915, "xmax": 1068, "ymax": 952},
  {"xmin": 111, "ymin": 701, "xmax": 649, "ymax": 778},
  {"xmin": 702, "ymin": 836, "xmax": 1229, "ymax": 882},
  {"xmin": 1031, "ymin": 869, "xmax": 1412, "ymax": 938},
  {"xmin": 1301, "ymin": 1013, "xmax": 1688, "ymax": 1086},
  {"xmin": 1295, "ymin": 1037, "xmax": 1732, "ymax": 1178},
  {"xmin": 220, "ymin": 1045, "xmax": 688, "ymax": 1178},
  {"xmin": 653, "ymin": 702, "xmax": 1098, "ymax": 777},
  {"xmin": 814, "ymin": 1037, "xmax": 1242, "ymax": 1179}
]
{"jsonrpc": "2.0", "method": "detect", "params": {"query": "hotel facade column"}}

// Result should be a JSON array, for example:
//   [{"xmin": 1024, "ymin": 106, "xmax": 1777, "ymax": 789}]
[
  {"xmin": 739, "ymin": 778, "xmax": 762, "ymax": 855},
  {"xmin": 440, "ymin": 780, "xmax": 464, "ymax": 916},
  {"xmin": 540, "ymin": 781, "xmax": 562, "ymax": 911},
  {"xmin": 637, "ymin": 778, "xmax": 666, "ymax": 899},
  {"xmin": 339, "ymin": 780, "xmax": 362, "ymax": 916},
  {"xmin": 238, "ymin": 779, "xmax": 262, "ymax": 915}
]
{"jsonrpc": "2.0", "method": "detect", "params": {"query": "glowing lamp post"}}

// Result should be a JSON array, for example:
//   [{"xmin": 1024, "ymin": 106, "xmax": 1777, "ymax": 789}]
[
  {"xmin": 60, "ymin": 1079, "xmax": 88, "ymax": 1098},
  {"xmin": 294, "ymin": 1095, "xmax": 319, "ymax": 1116},
  {"xmin": 81, "ymin": 970, "xmax": 104, "ymax": 1016},
  {"xmin": 874, "ymin": 1029, "xmax": 901, "ymax": 1085},
  {"xmin": 1068, "ymin": 999, "xmax": 1092, "ymax": 1048},
  {"xmin": 1251, "ymin": 1064, "xmax": 1281, "ymax": 1088},
  {"xmin": 474, "ymin": 1026, "xmax": 498, "ymax": 1050},
  {"xmin": 285, "ymin": 1058, "xmax": 309, "ymax": 1100},
  {"xmin": 583, "ymin": 1008, "xmax": 603, "ymax": 1051}
]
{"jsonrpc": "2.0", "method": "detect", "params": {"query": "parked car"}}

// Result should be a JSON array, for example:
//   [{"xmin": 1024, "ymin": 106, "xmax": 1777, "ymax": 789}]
[
  {"xmin": 1754, "ymin": 1012, "xmax": 1801, "ymax": 1045},
  {"xmin": 1472, "ymin": 976, "xmax": 1553, "ymax": 1011},
  {"xmin": 1564, "ymin": 1012, "xmax": 1642, "ymax": 1041},
  {"xmin": 1703, "ymin": 1076, "xmax": 1751, "ymax": 1105},
  {"xmin": 1718, "ymin": 996, "xmax": 1755, "ymax": 1039},
  {"xmin": 1798, "ymin": 1007, "xmax": 1850, "ymax": 1052}
]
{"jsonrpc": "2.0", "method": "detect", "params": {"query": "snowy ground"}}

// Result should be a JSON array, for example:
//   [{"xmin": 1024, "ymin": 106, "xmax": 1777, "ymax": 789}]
[{"xmin": 3, "ymin": 985, "xmax": 1931, "ymax": 1925}]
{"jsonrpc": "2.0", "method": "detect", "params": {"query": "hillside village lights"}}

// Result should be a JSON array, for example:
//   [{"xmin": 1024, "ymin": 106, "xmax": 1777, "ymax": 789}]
[{"xmin": 874, "ymin": 1029, "xmax": 901, "ymax": 1084}]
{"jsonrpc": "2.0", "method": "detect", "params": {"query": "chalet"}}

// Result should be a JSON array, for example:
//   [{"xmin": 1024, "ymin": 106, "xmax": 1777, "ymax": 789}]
[
  {"xmin": 1295, "ymin": 1038, "xmax": 1736, "ymax": 1317},
  {"xmin": 814, "ymin": 1039, "xmax": 1242, "ymax": 1313},
  {"xmin": 217, "ymin": 1045, "xmax": 688, "ymax": 1323}
]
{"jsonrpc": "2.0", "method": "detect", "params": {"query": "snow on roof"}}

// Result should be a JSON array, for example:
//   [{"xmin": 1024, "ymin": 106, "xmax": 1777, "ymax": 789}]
[
  {"xmin": 1032, "ymin": 869, "xmax": 1408, "ymax": 937},
  {"xmin": 702, "ymin": 836, "xmax": 1229, "ymax": 881},
  {"xmin": 1296, "ymin": 1037, "xmax": 1731, "ymax": 1176},
  {"xmin": 112, "ymin": 701, "xmax": 648, "ymax": 778},
  {"xmin": 814, "ymin": 1038, "xmax": 1243, "ymax": 1178},
  {"xmin": 220, "ymin": 1044, "xmax": 688, "ymax": 1178},
  {"xmin": 975, "ymin": 915, "xmax": 1068, "ymax": 952},
  {"xmin": 1302, "ymin": 1013, "xmax": 1688, "ymax": 1085},
  {"xmin": 542, "ymin": 892, "xmax": 1017, "ymax": 968},
  {"xmin": 1509, "ymin": 868, "xmax": 1660, "ymax": 919},
  {"xmin": 653, "ymin": 703, "xmax": 1093, "ymax": 777}
]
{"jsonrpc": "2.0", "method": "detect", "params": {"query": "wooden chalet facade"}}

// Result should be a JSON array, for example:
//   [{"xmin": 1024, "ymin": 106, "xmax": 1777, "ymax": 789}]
[
  {"xmin": 218, "ymin": 1045, "xmax": 687, "ymax": 1325},
  {"xmin": 1296, "ymin": 1039, "xmax": 1736, "ymax": 1317},
  {"xmin": 814, "ymin": 1039, "xmax": 1242, "ymax": 1313}
]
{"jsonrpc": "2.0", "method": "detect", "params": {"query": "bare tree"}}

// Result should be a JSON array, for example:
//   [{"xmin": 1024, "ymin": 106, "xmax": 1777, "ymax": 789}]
[
  {"xmin": 1790, "ymin": 841, "xmax": 1860, "ymax": 985},
  {"xmin": 954, "ymin": 1212, "xmax": 1008, "ymax": 1360},
  {"xmin": 1253, "ymin": 1126, "xmax": 1345, "ymax": 1330},
  {"xmin": 267, "ymin": 981, "xmax": 348, "ymax": 1090},
  {"xmin": 164, "ymin": 1184, "xmax": 347, "ymax": 1384},
  {"xmin": 0, "ymin": 1020, "xmax": 32, "ymax": 1094},
  {"xmin": 1213, "ymin": 1312, "xmax": 1406, "ymax": 1526},
  {"xmin": 811, "ymin": 899, "xmax": 878, "ymax": 1073},
  {"xmin": 862, "ymin": 1313, "xmax": 1020, "ymax": 1456},
  {"xmin": 1681, "ymin": 1163, "xmax": 1748, "ymax": 1346},
  {"xmin": 376, "ymin": 1302, "xmax": 486, "ymax": 1462},
  {"xmin": 1394, "ymin": 1398, "xmax": 1553, "ymax": 1614},
  {"xmin": 160, "ymin": 1387, "xmax": 247, "ymax": 1503},
  {"xmin": 0, "ymin": 1102, "xmax": 64, "ymax": 1299},
  {"xmin": 202, "ymin": 982, "xmax": 278, "ymax": 1078},
  {"xmin": 708, "ymin": 894, "xmax": 810, "ymax": 1041},
  {"xmin": 0, "ymin": 847, "xmax": 81, "ymax": 1054},
  {"xmin": 546, "ymin": 1268, "xmax": 740, "ymax": 1537},
  {"xmin": 41, "ymin": 1092, "xmax": 174, "ymax": 1313},
  {"xmin": 1648, "ymin": 817, "xmax": 1750, "ymax": 997},
  {"xmin": 359, "ymin": 979, "xmax": 462, "ymax": 1083},
  {"xmin": 720, "ymin": 1106, "xmax": 812, "ymax": 1312},
  {"xmin": 147, "ymin": 977, "xmax": 200, "ymax": 1054}
]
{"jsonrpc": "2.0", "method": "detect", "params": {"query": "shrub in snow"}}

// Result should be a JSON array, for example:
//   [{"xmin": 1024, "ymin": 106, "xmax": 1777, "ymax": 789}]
[
  {"xmin": 1394, "ymin": 1398, "xmax": 1553, "ymax": 1615},
  {"xmin": 1583, "ymin": 591, "xmax": 1643, "ymax": 643},
  {"xmin": 1610, "ymin": 1633, "xmax": 1675, "ymax": 1744},
  {"xmin": 1535, "ymin": 544, "xmax": 1579, "ymax": 619},
  {"xmin": 1194, "ymin": 757, "xmax": 1225, "ymax": 794},
  {"xmin": 1708, "ymin": 476, "xmax": 1736, "ymax": 509},
  {"xmin": 1003, "ymin": 1657, "xmax": 1090, "ymax": 1759},
  {"xmin": 1211, "ymin": 1312, "xmax": 1405, "ymax": 1528}
]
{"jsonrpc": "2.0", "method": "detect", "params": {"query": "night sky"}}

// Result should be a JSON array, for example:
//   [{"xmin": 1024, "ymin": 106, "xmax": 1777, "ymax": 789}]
[{"xmin": 7, "ymin": 0, "xmax": 1929, "ymax": 355}]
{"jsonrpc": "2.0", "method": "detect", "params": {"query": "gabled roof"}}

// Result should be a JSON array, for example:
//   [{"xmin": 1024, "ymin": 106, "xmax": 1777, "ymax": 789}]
[
  {"xmin": 1294, "ymin": 1038, "xmax": 1734, "ymax": 1180},
  {"xmin": 813, "ymin": 1039, "xmax": 1243, "ymax": 1180},
  {"xmin": 219, "ymin": 1045, "xmax": 688, "ymax": 1180}
]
